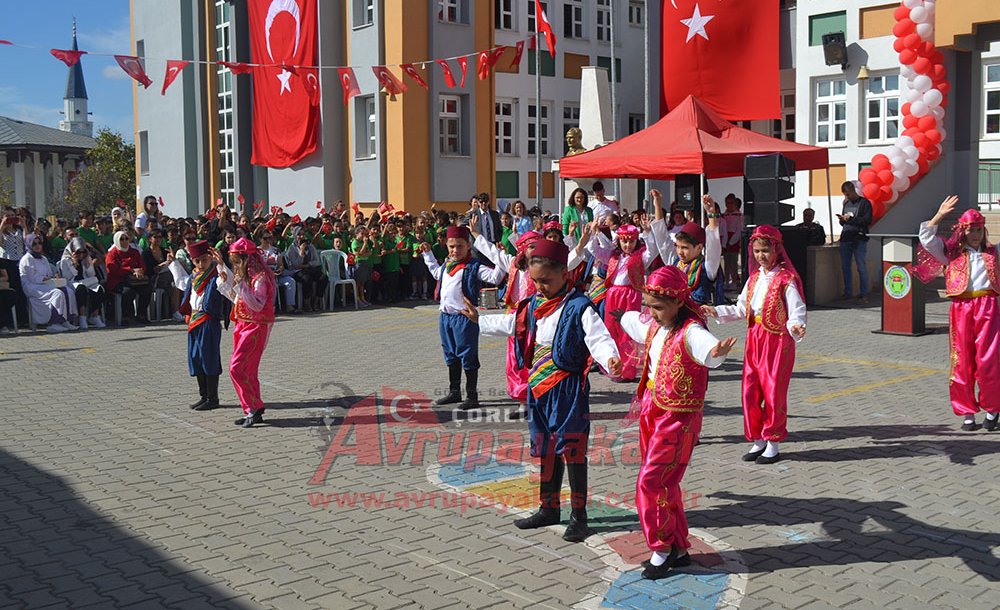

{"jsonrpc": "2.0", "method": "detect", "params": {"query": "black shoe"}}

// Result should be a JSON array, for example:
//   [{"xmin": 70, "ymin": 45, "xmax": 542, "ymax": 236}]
[
  {"xmin": 189, "ymin": 397, "xmax": 207, "ymax": 410},
  {"xmin": 741, "ymin": 447, "xmax": 765, "ymax": 462},
  {"xmin": 513, "ymin": 508, "xmax": 561, "ymax": 530},
  {"xmin": 234, "ymin": 415, "xmax": 249, "ymax": 426},
  {"xmin": 755, "ymin": 452, "xmax": 781, "ymax": 464},
  {"xmin": 194, "ymin": 400, "xmax": 219, "ymax": 411},
  {"xmin": 460, "ymin": 394, "xmax": 480, "ymax": 410},
  {"xmin": 641, "ymin": 549, "xmax": 689, "ymax": 579},
  {"xmin": 460, "ymin": 369, "xmax": 480, "ymax": 410},
  {"xmin": 434, "ymin": 363, "xmax": 463, "ymax": 406},
  {"xmin": 252, "ymin": 411, "xmax": 264, "ymax": 424},
  {"xmin": 641, "ymin": 562, "xmax": 674, "ymax": 580},
  {"xmin": 509, "ymin": 406, "xmax": 527, "ymax": 420},
  {"xmin": 191, "ymin": 375, "xmax": 207, "ymax": 408},
  {"xmin": 241, "ymin": 411, "xmax": 261, "ymax": 428},
  {"xmin": 433, "ymin": 391, "xmax": 463, "ymax": 406},
  {"xmin": 961, "ymin": 420, "xmax": 980, "ymax": 432},
  {"xmin": 641, "ymin": 552, "xmax": 691, "ymax": 569},
  {"xmin": 562, "ymin": 514, "xmax": 593, "ymax": 542},
  {"xmin": 984, "ymin": 415, "xmax": 999, "ymax": 432}
]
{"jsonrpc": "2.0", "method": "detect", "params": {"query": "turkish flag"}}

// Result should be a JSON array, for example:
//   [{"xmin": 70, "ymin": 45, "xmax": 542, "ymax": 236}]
[
  {"xmin": 477, "ymin": 51, "xmax": 491, "ymax": 80},
  {"xmin": 51, "ymin": 48, "xmax": 86, "ymax": 67},
  {"xmin": 248, "ymin": 0, "xmax": 319, "ymax": 168},
  {"xmin": 436, "ymin": 60, "xmax": 457, "ymax": 88},
  {"xmin": 401, "ymin": 63, "xmax": 429, "ymax": 90},
  {"xmin": 661, "ymin": 0, "xmax": 779, "ymax": 120},
  {"xmin": 220, "ymin": 61, "xmax": 253, "ymax": 75},
  {"xmin": 337, "ymin": 67, "xmax": 361, "ymax": 105},
  {"xmin": 457, "ymin": 56, "xmax": 469, "ymax": 87},
  {"xmin": 510, "ymin": 40, "xmax": 525, "ymax": 69},
  {"xmin": 161, "ymin": 60, "xmax": 188, "ymax": 95},
  {"xmin": 0, "ymin": 40, "xmax": 12, "ymax": 45},
  {"xmin": 115, "ymin": 55, "xmax": 153, "ymax": 88},
  {"xmin": 535, "ymin": 0, "xmax": 556, "ymax": 58},
  {"xmin": 372, "ymin": 66, "xmax": 407, "ymax": 95}
]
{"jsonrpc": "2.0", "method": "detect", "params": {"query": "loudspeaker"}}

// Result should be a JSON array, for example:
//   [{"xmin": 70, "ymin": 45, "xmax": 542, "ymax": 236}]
[
  {"xmin": 675, "ymin": 174, "xmax": 701, "ymax": 211},
  {"xmin": 821, "ymin": 32, "xmax": 847, "ymax": 68},
  {"xmin": 744, "ymin": 201, "xmax": 796, "ymax": 226},
  {"xmin": 744, "ymin": 153, "xmax": 796, "ymax": 225}
]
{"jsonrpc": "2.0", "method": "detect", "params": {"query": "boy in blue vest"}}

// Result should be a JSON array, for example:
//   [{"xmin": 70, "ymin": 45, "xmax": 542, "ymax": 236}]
[
  {"xmin": 420, "ymin": 225, "xmax": 506, "ymax": 410},
  {"xmin": 464, "ymin": 239, "xmax": 622, "ymax": 542},
  {"xmin": 169, "ymin": 240, "xmax": 224, "ymax": 411},
  {"xmin": 647, "ymin": 190, "xmax": 723, "ymax": 304}
]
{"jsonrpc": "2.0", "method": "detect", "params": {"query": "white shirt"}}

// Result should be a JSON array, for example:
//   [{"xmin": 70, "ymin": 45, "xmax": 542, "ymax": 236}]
[
  {"xmin": 723, "ymin": 213, "xmax": 744, "ymax": 247},
  {"xmin": 589, "ymin": 197, "xmax": 620, "ymax": 223},
  {"xmin": 587, "ymin": 231, "xmax": 658, "ymax": 286},
  {"xmin": 919, "ymin": 221, "xmax": 992, "ymax": 292},
  {"xmin": 650, "ymin": 219, "xmax": 722, "ymax": 281},
  {"xmin": 715, "ymin": 266, "xmax": 807, "ymax": 341},
  {"xmin": 620, "ymin": 312, "xmax": 727, "ymax": 382},
  {"xmin": 169, "ymin": 261, "xmax": 208, "ymax": 313},
  {"xmin": 424, "ymin": 250, "xmax": 506, "ymax": 314},
  {"xmin": 478, "ymin": 290, "xmax": 619, "ymax": 370}
]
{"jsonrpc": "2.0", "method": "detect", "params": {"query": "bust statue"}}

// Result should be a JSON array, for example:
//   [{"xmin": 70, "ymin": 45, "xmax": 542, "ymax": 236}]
[{"xmin": 565, "ymin": 128, "xmax": 587, "ymax": 156}]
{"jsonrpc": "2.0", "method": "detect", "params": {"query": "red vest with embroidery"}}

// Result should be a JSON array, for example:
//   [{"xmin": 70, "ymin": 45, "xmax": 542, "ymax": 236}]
[
  {"xmin": 944, "ymin": 246, "xmax": 1000, "ymax": 297},
  {"xmin": 504, "ymin": 265, "xmax": 536, "ymax": 310},
  {"xmin": 604, "ymin": 248, "xmax": 645, "ymax": 292},
  {"xmin": 232, "ymin": 272, "xmax": 275, "ymax": 324},
  {"xmin": 636, "ymin": 318, "xmax": 709, "ymax": 412},
  {"xmin": 745, "ymin": 267, "xmax": 793, "ymax": 335}
]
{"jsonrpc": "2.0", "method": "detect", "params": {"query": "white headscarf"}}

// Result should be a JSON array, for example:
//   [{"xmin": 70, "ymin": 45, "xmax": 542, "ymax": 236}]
[{"xmin": 111, "ymin": 230, "xmax": 139, "ymax": 253}]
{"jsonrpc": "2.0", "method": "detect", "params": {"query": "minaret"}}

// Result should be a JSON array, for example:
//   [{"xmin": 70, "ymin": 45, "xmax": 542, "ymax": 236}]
[{"xmin": 59, "ymin": 18, "xmax": 93, "ymax": 137}]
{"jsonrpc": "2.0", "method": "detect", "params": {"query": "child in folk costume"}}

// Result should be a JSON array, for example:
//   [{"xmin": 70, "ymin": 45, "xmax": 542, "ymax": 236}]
[
  {"xmin": 468, "ymin": 240, "xmax": 622, "ymax": 542},
  {"xmin": 420, "ymin": 225, "xmax": 507, "ymax": 410},
  {"xmin": 213, "ymin": 237, "xmax": 276, "ymax": 428},
  {"xmin": 587, "ymin": 222, "xmax": 660, "ymax": 380},
  {"xmin": 169, "ymin": 240, "xmax": 223, "ymax": 411},
  {"xmin": 915, "ymin": 196, "xmax": 1000, "ymax": 431},
  {"xmin": 703, "ymin": 225, "xmax": 806, "ymax": 464},
  {"xmin": 648, "ymin": 191, "xmax": 723, "ymax": 305},
  {"xmin": 621, "ymin": 266, "xmax": 736, "ymax": 580}
]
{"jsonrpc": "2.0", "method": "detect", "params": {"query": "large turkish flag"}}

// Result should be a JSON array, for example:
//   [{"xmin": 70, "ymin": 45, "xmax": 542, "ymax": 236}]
[
  {"xmin": 249, "ymin": 0, "xmax": 319, "ymax": 168},
  {"xmin": 661, "ymin": 0, "xmax": 779, "ymax": 121}
]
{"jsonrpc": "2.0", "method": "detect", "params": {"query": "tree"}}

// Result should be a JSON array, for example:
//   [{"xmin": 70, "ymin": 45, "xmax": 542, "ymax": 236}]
[
  {"xmin": 63, "ymin": 128, "xmax": 135, "ymax": 217},
  {"xmin": 0, "ymin": 172, "xmax": 13, "ymax": 208}
]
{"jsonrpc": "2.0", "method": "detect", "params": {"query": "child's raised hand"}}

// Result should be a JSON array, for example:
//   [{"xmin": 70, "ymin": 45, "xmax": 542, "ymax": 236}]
[
  {"xmin": 790, "ymin": 324, "xmax": 806, "ymax": 340},
  {"xmin": 468, "ymin": 213, "xmax": 479, "ymax": 235},
  {"xmin": 936, "ymin": 195, "xmax": 959, "ymax": 218},
  {"xmin": 701, "ymin": 305, "xmax": 718, "ymax": 318},
  {"xmin": 607, "ymin": 357, "xmax": 623, "ymax": 377},
  {"xmin": 702, "ymin": 194, "xmax": 716, "ymax": 212},
  {"xmin": 459, "ymin": 297, "xmax": 479, "ymax": 324},
  {"xmin": 711, "ymin": 337, "xmax": 738, "ymax": 358},
  {"xmin": 419, "ymin": 242, "xmax": 432, "ymax": 254}
]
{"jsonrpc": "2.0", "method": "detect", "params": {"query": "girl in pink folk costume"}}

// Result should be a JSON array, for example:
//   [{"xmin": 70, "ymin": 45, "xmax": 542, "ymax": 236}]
[
  {"xmin": 915, "ymin": 196, "xmax": 1000, "ymax": 431},
  {"xmin": 214, "ymin": 237, "xmax": 276, "ymax": 428},
  {"xmin": 587, "ymin": 223, "xmax": 659, "ymax": 380},
  {"xmin": 622, "ymin": 266, "xmax": 735, "ymax": 580},
  {"xmin": 703, "ymin": 225, "xmax": 806, "ymax": 464}
]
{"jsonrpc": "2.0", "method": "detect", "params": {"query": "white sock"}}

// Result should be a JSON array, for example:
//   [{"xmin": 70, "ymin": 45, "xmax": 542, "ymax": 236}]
[
  {"xmin": 964, "ymin": 415, "xmax": 976, "ymax": 424},
  {"xmin": 762, "ymin": 441, "xmax": 780, "ymax": 458},
  {"xmin": 749, "ymin": 440, "xmax": 766, "ymax": 453},
  {"xmin": 986, "ymin": 412, "xmax": 998, "ymax": 421},
  {"xmin": 649, "ymin": 551, "xmax": 670, "ymax": 567}
]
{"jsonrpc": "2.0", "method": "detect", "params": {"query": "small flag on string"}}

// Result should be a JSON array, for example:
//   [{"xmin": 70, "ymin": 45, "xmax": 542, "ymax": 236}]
[
  {"xmin": 372, "ymin": 66, "xmax": 407, "ymax": 95},
  {"xmin": 220, "ymin": 61, "xmax": 253, "ymax": 75},
  {"xmin": 510, "ymin": 40, "xmax": 525, "ymax": 69},
  {"xmin": 161, "ymin": 59, "xmax": 188, "ymax": 95},
  {"xmin": 51, "ymin": 48, "xmax": 86, "ymax": 67},
  {"xmin": 115, "ymin": 55, "xmax": 153, "ymax": 88},
  {"xmin": 337, "ymin": 67, "xmax": 361, "ymax": 105},
  {"xmin": 401, "ymin": 63, "xmax": 429, "ymax": 90},
  {"xmin": 477, "ymin": 50, "xmax": 491, "ymax": 80},
  {"xmin": 489, "ymin": 46, "xmax": 507, "ymax": 68},
  {"xmin": 436, "ymin": 59, "xmax": 457, "ymax": 88},
  {"xmin": 0, "ymin": 40, "xmax": 13, "ymax": 46},
  {"xmin": 457, "ymin": 56, "xmax": 469, "ymax": 87}
]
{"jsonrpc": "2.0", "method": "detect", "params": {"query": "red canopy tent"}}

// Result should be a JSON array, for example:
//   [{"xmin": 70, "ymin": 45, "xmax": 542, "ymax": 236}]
[{"xmin": 558, "ymin": 95, "xmax": 829, "ymax": 180}]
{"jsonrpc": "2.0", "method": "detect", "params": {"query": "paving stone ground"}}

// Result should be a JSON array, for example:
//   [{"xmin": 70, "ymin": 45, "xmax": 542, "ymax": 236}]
[{"xmin": 1, "ymin": 291, "xmax": 998, "ymax": 609}]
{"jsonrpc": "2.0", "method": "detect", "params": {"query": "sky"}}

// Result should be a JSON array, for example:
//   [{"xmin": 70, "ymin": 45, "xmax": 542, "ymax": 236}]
[{"xmin": 0, "ymin": 1, "xmax": 134, "ymax": 140}]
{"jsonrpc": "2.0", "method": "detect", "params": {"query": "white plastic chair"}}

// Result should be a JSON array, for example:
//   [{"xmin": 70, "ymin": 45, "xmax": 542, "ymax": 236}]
[
  {"xmin": 320, "ymin": 250, "xmax": 358, "ymax": 310},
  {"xmin": 113, "ymin": 291, "xmax": 140, "ymax": 327}
]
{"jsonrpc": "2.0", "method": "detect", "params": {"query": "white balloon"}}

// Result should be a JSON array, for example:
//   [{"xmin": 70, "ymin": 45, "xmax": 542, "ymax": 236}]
[
  {"xmin": 887, "ymin": 191, "xmax": 900, "ymax": 205},
  {"xmin": 924, "ymin": 1, "xmax": 935, "ymax": 13},
  {"xmin": 916, "ymin": 22, "xmax": 934, "ymax": 39},
  {"xmin": 913, "ymin": 75, "xmax": 932, "ymax": 93},
  {"xmin": 909, "ymin": 6, "xmax": 927, "ymax": 22},
  {"xmin": 889, "ymin": 153, "xmax": 906, "ymax": 168},
  {"xmin": 938, "ymin": 127, "xmax": 947, "ymax": 141},
  {"xmin": 903, "ymin": 145, "xmax": 920, "ymax": 159},
  {"xmin": 903, "ymin": 159, "xmax": 919, "ymax": 177},
  {"xmin": 924, "ymin": 88, "xmax": 943, "ymax": 107},
  {"xmin": 903, "ymin": 0, "xmax": 921, "ymax": 8},
  {"xmin": 931, "ymin": 106, "xmax": 945, "ymax": 121},
  {"xmin": 905, "ymin": 88, "xmax": 923, "ymax": 103},
  {"xmin": 892, "ymin": 175, "xmax": 911, "ymax": 191},
  {"xmin": 911, "ymin": 100, "xmax": 930, "ymax": 117},
  {"xmin": 897, "ymin": 135, "xmax": 915, "ymax": 149}
]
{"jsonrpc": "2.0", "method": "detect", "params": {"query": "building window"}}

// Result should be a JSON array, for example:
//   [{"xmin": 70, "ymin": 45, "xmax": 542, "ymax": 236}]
[
  {"xmin": 439, "ymin": 95, "xmax": 463, "ymax": 156},
  {"xmin": 809, "ymin": 11, "xmax": 847, "ymax": 46},
  {"xmin": 495, "ymin": 0, "xmax": 515, "ymax": 31},
  {"xmin": 527, "ymin": 50, "xmax": 556, "ymax": 77},
  {"xmin": 985, "ymin": 63, "xmax": 1000, "ymax": 137},
  {"xmin": 814, "ymin": 78, "xmax": 846, "ymax": 145},
  {"xmin": 495, "ymin": 100, "xmax": 516, "ymax": 156},
  {"xmin": 628, "ymin": 113, "xmax": 644, "ymax": 135},
  {"xmin": 772, "ymin": 92, "xmax": 796, "ymax": 141},
  {"xmin": 596, "ymin": 56, "xmax": 622, "ymax": 82},
  {"xmin": 138, "ymin": 131, "xmax": 150, "ymax": 175},
  {"xmin": 527, "ymin": 0, "xmax": 547, "ymax": 33},
  {"xmin": 355, "ymin": 95, "xmax": 376, "ymax": 159},
  {"xmin": 438, "ymin": 0, "xmax": 467, "ymax": 24},
  {"xmin": 353, "ymin": 0, "xmax": 375, "ymax": 27},
  {"xmin": 563, "ymin": 104, "xmax": 580, "ymax": 153},
  {"xmin": 628, "ymin": 1, "xmax": 643, "ymax": 27},
  {"xmin": 528, "ymin": 103, "xmax": 550, "ymax": 157},
  {"xmin": 596, "ymin": 0, "xmax": 612, "ymax": 42},
  {"xmin": 865, "ymin": 73, "xmax": 900, "ymax": 143},
  {"xmin": 564, "ymin": 0, "xmax": 584, "ymax": 39}
]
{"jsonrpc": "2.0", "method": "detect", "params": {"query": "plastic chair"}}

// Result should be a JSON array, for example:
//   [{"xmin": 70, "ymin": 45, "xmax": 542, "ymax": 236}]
[
  {"xmin": 113, "ymin": 291, "xmax": 140, "ymax": 327},
  {"xmin": 320, "ymin": 249, "xmax": 358, "ymax": 310},
  {"xmin": 148, "ymin": 288, "xmax": 165, "ymax": 322},
  {"xmin": 9, "ymin": 304, "xmax": 16, "ymax": 332}
]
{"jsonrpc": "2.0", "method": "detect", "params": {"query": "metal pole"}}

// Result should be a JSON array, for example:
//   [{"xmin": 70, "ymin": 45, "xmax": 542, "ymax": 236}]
[
  {"xmin": 536, "ymin": 31, "xmax": 543, "ymax": 211},
  {"xmin": 826, "ymin": 167, "xmax": 834, "ymax": 244},
  {"xmin": 610, "ymin": 0, "xmax": 619, "ymax": 205},
  {"xmin": 644, "ymin": 0, "xmax": 650, "ymax": 128}
]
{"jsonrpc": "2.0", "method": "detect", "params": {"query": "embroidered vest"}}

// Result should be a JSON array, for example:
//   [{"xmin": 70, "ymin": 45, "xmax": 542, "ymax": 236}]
[
  {"xmin": 679, "ymin": 257, "xmax": 711, "ymax": 304},
  {"xmin": 232, "ymin": 272, "xmax": 275, "ymax": 324},
  {"xmin": 745, "ymin": 267, "xmax": 792, "ymax": 335},
  {"xmin": 434, "ymin": 258, "xmax": 483, "ymax": 305},
  {"xmin": 504, "ymin": 265, "xmax": 535, "ymax": 310},
  {"xmin": 636, "ymin": 318, "xmax": 709, "ymax": 412},
  {"xmin": 514, "ymin": 290, "xmax": 594, "ymax": 374},
  {"xmin": 944, "ymin": 246, "xmax": 1000, "ymax": 297},
  {"xmin": 604, "ymin": 248, "xmax": 645, "ymax": 292}
]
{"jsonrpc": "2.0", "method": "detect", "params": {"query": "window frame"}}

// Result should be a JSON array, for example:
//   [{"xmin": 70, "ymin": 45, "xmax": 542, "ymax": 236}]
[
  {"xmin": 495, "ymin": 99, "xmax": 517, "ymax": 156},
  {"xmin": 863, "ymin": 72, "xmax": 900, "ymax": 144},
  {"xmin": 596, "ymin": 0, "xmax": 612, "ymax": 43},
  {"xmin": 528, "ymin": 102, "xmax": 551, "ymax": 157},
  {"xmin": 627, "ymin": 1, "xmax": 643, "ymax": 27},
  {"xmin": 814, "ymin": 78, "xmax": 847, "ymax": 146},
  {"xmin": 984, "ymin": 61, "xmax": 1000, "ymax": 139},
  {"xmin": 564, "ymin": 0, "xmax": 584, "ymax": 39},
  {"xmin": 495, "ymin": 0, "xmax": 515, "ymax": 31},
  {"xmin": 439, "ymin": 95, "xmax": 464, "ymax": 156}
]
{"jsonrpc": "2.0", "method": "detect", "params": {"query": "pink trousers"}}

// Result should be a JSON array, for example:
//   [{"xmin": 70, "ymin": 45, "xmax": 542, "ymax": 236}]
[
  {"xmin": 230, "ymin": 320, "xmax": 272, "ymax": 415},
  {"xmin": 742, "ymin": 324, "xmax": 795, "ymax": 442},
  {"xmin": 604, "ymin": 284, "xmax": 642, "ymax": 380},
  {"xmin": 949, "ymin": 295, "xmax": 1000, "ymax": 416},
  {"xmin": 636, "ymin": 391, "xmax": 702, "ymax": 552},
  {"xmin": 505, "ymin": 336, "xmax": 529, "ymax": 403}
]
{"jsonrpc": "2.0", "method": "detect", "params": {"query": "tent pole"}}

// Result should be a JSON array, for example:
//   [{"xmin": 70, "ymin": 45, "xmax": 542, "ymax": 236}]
[
  {"xmin": 535, "ymin": 31, "xmax": 542, "ymax": 211},
  {"xmin": 826, "ymin": 167, "xmax": 834, "ymax": 244},
  {"xmin": 700, "ymin": 173, "xmax": 706, "ymax": 225}
]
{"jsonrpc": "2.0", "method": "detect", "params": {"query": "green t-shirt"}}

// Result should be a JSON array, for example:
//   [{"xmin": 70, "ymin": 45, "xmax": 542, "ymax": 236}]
[
  {"xmin": 381, "ymin": 236, "xmax": 401, "ymax": 273},
  {"xmin": 501, "ymin": 226, "xmax": 517, "ymax": 256},
  {"xmin": 96, "ymin": 233, "xmax": 114, "ymax": 252},
  {"xmin": 397, "ymin": 232, "xmax": 414, "ymax": 265},
  {"xmin": 50, "ymin": 236, "xmax": 67, "ymax": 254},
  {"xmin": 431, "ymin": 242, "xmax": 448, "ymax": 263},
  {"xmin": 76, "ymin": 226, "xmax": 98, "ymax": 249}
]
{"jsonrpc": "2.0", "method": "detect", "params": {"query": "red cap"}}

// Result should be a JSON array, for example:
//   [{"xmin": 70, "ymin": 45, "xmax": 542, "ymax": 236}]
[
  {"xmin": 678, "ymin": 221, "xmax": 706, "ymax": 245},
  {"xmin": 530, "ymin": 239, "xmax": 569, "ymax": 266},
  {"xmin": 446, "ymin": 226, "xmax": 471, "ymax": 241},
  {"xmin": 187, "ymin": 240, "xmax": 210, "ymax": 260}
]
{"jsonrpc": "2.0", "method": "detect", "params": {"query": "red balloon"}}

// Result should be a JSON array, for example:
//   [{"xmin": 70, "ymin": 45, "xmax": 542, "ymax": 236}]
[
  {"xmin": 926, "ymin": 129, "xmax": 942, "ymax": 144},
  {"xmin": 903, "ymin": 115, "xmax": 919, "ymax": 129},
  {"xmin": 917, "ymin": 116, "xmax": 936, "ymax": 131},
  {"xmin": 913, "ymin": 57, "xmax": 932, "ymax": 74},
  {"xmin": 872, "ymin": 199, "xmax": 886, "ymax": 219},
  {"xmin": 877, "ymin": 169, "xmax": 894, "ymax": 186},
  {"xmin": 893, "ymin": 38, "xmax": 906, "ymax": 53},
  {"xmin": 904, "ymin": 33, "xmax": 922, "ymax": 50},
  {"xmin": 899, "ymin": 49, "xmax": 918, "ymax": 65},
  {"xmin": 859, "ymin": 168, "xmax": 878, "ymax": 184},
  {"xmin": 901, "ymin": 102, "xmax": 912, "ymax": 117},
  {"xmin": 918, "ymin": 42, "xmax": 934, "ymax": 57},
  {"xmin": 903, "ymin": 127, "xmax": 919, "ymax": 137},
  {"xmin": 927, "ymin": 146, "xmax": 941, "ymax": 161},
  {"xmin": 938, "ymin": 82, "xmax": 951, "ymax": 96},
  {"xmin": 912, "ymin": 132, "xmax": 928, "ymax": 148},
  {"xmin": 872, "ymin": 155, "xmax": 891, "ymax": 172},
  {"xmin": 940, "ymin": 96, "xmax": 948, "ymax": 109},
  {"xmin": 930, "ymin": 64, "xmax": 947, "ymax": 81},
  {"xmin": 893, "ymin": 6, "xmax": 910, "ymax": 21},
  {"xmin": 916, "ymin": 157, "xmax": 929, "ymax": 175},
  {"xmin": 862, "ymin": 183, "xmax": 881, "ymax": 201},
  {"xmin": 931, "ymin": 50, "xmax": 944, "ymax": 64},
  {"xmin": 893, "ymin": 19, "xmax": 915, "ymax": 38},
  {"xmin": 880, "ymin": 185, "xmax": 894, "ymax": 201}
]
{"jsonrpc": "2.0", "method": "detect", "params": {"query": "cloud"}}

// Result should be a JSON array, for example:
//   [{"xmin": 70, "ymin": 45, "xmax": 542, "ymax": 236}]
[
  {"xmin": 0, "ymin": 103, "xmax": 64, "ymax": 128},
  {"xmin": 102, "ymin": 65, "xmax": 130, "ymax": 81},
  {"xmin": 78, "ymin": 19, "xmax": 132, "ymax": 56}
]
